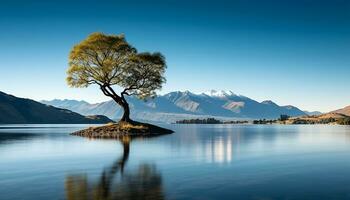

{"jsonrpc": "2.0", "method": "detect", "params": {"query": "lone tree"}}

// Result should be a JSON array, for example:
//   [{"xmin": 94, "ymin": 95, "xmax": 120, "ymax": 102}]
[{"xmin": 67, "ymin": 33, "xmax": 166, "ymax": 123}]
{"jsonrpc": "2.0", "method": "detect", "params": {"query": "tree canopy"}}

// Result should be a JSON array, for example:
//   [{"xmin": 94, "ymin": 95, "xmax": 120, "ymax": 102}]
[{"xmin": 66, "ymin": 32, "xmax": 167, "ymax": 122}]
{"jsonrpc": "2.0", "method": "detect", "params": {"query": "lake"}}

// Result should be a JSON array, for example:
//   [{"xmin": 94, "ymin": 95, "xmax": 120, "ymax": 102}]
[{"xmin": 1, "ymin": 124, "xmax": 350, "ymax": 200}]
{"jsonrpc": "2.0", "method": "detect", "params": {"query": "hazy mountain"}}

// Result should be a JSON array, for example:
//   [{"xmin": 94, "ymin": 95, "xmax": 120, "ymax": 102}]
[
  {"xmin": 41, "ymin": 99, "xmax": 93, "ymax": 112},
  {"xmin": 303, "ymin": 110, "xmax": 323, "ymax": 116},
  {"xmin": 42, "ymin": 90, "xmax": 307, "ymax": 123},
  {"xmin": 0, "ymin": 91, "xmax": 113, "ymax": 124},
  {"xmin": 332, "ymin": 105, "xmax": 350, "ymax": 116}
]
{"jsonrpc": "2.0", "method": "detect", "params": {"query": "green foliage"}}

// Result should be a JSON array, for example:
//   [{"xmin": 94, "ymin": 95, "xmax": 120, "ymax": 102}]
[
  {"xmin": 280, "ymin": 114, "xmax": 290, "ymax": 121},
  {"xmin": 337, "ymin": 117, "xmax": 350, "ymax": 125},
  {"xmin": 176, "ymin": 118, "xmax": 249, "ymax": 124},
  {"xmin": 122, "ymin": 52, "xmax": 166, "ymax": 99},
  {"xmin": 67, "ymin": 32, "xmax": 166, "ymax": 100},
  {"xmin": 176, "ymin": 118, "xmax": 222, "ymax": 124},
  {"xmin": 253, "ymin": 119, "xmax": 277, "ymax": 124}
]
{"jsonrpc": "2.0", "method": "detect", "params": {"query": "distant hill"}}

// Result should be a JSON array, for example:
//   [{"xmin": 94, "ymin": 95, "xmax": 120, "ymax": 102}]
[
  {"xmin": 0, "ymin": 91, "xmax": 113, "ymax": 124},
  {"xmin": 284, "ymin": 113, "xmax": 350, "ymax": 125},
  {"xmin": 42, "ymin": 90, "xmax": 307, "ymax": 123},
  {"xmin": 332, "ymin": 105, "xmax": 350, "ymax": 116}
]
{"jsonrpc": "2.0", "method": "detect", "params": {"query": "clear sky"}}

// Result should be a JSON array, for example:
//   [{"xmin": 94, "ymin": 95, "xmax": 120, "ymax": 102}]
[{"xmin": 0, "ymin": 0, "xmax": 349, "ymax": 112}]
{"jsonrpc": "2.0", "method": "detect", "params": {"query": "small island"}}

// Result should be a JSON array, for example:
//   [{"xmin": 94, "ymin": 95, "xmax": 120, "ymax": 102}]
[
  {"xmin": 67, "ymin": 33, "xmax": 173, "ymax": 138},
  {"xmin": 72, "ymin": 121, "xmax": 173, "ymax": 139}
]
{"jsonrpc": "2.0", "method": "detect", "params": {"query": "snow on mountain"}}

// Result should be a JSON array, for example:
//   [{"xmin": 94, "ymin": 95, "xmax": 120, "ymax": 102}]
[
  {"xmin": 201, "ymin": 90, "xmax": 236, "ymax": 97},
  {"xmin": 261, "ymin": 100, "xmax": 279, "ymax": 106}
]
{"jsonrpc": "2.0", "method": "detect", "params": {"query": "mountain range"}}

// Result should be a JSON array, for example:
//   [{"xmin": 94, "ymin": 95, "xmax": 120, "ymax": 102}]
[
  {"xmin": 42, "ymin": 90, "xmax": 311, "ymax": 123},
  {"xmin": 0, "ymin": 91, "xmax": 113, "ymax": 124}
]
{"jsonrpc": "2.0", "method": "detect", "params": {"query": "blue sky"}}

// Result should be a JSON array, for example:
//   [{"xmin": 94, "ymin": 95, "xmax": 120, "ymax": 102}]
[{"xmin": 0, "ymin": 0, "xmax": 349, "ymax": 112}]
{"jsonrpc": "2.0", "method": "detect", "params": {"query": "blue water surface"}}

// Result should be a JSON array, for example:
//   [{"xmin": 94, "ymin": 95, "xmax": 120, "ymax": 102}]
[{"xmin": 1, "ymin": 124, "xmax": 350, "ymax": 200}]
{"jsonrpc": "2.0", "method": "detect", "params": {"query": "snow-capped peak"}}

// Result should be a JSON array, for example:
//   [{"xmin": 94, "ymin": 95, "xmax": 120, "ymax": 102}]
[
  {"xmin": 261, "ymin": 100, "xmax": 277, "ymax": 105},
  {"xmin": 202, "ymin": 90, "xmax": 236, "ymax": 97}
]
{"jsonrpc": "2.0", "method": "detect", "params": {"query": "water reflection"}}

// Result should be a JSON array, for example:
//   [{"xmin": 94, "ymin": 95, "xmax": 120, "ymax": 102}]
[
  {"xmin": 171, "ymin": 125, "xmax": 305, "ymax": 164},
  {"xmin": 201, "ymin": 135, "xmax": 233, "ymax": 163},
  {"xmin": 2, "ymin": 124, "xmax": 350, "ymax": 200},
  {"xmin": 65, "ymin": 138, "xmax": 164, "ymax": 200},
  {"xmin": 0, "ymin": 132, "xmax": 39, "ymax": 144}
]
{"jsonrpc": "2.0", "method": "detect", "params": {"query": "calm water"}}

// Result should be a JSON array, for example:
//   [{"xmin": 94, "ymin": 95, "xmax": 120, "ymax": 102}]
[{"xmin": 1, "ymin": 124, "xmax": 350, "ymax": 200}]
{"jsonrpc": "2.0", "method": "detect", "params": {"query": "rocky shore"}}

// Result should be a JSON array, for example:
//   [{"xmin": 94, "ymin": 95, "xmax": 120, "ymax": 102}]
[{"xmin": 71, "ymin": 121, "xmax": 174, "ymax": 139}]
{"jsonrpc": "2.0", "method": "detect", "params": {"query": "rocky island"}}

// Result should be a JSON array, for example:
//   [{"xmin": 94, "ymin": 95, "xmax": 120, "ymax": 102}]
[{"xmin": 71, "ymin": 121, "xmax": 173, "ymax": 139}]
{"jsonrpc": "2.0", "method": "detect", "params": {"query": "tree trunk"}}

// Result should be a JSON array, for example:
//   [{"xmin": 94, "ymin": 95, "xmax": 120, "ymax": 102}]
[
  {"xmin": 99, "ymin": 85, "xmax": 133, "ymax": 123},
  {"xmin": 120, "ymin": 100, "xmax": 131, "ymax": 123}
]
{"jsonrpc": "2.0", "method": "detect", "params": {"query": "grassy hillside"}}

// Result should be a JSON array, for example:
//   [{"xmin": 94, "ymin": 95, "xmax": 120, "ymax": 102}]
[
  {"xmin": 333, "ymin": 105, "xmax": 350, "ymax": 116},
  {"xmin": 0, "ymin": 91, "xmax": 113, "ymax": 124},
  {"xmin": 284, "ymin": 113, "xmax": 350, "ymax": 125}
]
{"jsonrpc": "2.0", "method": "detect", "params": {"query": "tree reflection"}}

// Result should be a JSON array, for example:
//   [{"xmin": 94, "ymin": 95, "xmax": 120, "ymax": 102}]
[{"xmin": 65, "ymin": 137, "xmax": 164, "ymax": 200}]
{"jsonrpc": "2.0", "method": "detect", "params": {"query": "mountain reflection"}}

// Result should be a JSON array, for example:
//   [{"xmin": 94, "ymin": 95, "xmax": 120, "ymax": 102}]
[
  {"xmin": 0, "ymin": 132, "xmax": 39, "ymax": 144},
  {"xmin": 65, "ymin": 138, "xmax": 164, "ymax": 200},
  {"xmin": 203, "ymin": 135, "xmax": 233, "ymax": 163},
  {"xmin": 172, "ymin": 125, "xmax": 303, "ymax": 164}
]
